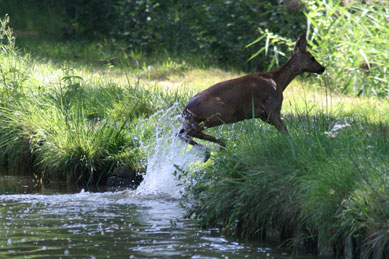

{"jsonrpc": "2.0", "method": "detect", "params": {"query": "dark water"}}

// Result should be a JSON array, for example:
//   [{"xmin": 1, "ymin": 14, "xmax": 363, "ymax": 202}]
[{"xmin": 0, "ymin": 176, "xmax": 319, "ymax": 258}]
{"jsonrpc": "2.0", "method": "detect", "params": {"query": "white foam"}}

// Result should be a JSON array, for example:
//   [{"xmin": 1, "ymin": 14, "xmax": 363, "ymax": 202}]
[{"xmin": 135, "ymin": 104, "xmax": 205, "ymax": 199}]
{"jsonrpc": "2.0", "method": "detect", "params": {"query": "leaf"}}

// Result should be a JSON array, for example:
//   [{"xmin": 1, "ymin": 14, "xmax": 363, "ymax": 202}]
[
  {"xmin": 359, "ymin": 49, "xmax": 370, "ymax": 70},
  {"xmin": 247, "ymin": 46, "xmax": 266, "ymax": 62},
  {"xmin": 245, "ymin": 35, "xmax": 265, "ymax": 48}
]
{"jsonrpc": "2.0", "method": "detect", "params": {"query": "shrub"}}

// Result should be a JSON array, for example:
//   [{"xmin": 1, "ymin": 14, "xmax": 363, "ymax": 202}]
[{"xmin": 112, "ymin": 0, "xmax": 306, "ymax": 70}]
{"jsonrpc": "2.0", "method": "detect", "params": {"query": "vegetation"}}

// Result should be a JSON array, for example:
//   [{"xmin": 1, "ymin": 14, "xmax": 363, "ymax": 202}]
[
  {"xmin": 0, "ymin": 15, "xmax": 186, "ymax": 185},
  {"xmin": 2, "ymin": 0, "xmax": 306, "ymax": 71},
  {"xmin": 249, "ymin": 0, "xmax": 388, "ymax": 96},
  {"xmin": 0, "ymin": 0, "xmax": 388, "ymax": 257}
]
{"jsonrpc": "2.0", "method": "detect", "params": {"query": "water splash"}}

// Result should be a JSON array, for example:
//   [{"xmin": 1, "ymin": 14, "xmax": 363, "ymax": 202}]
[{"xmin": 136, "ymin": 104, "xmax": 205, "ymax": 199}]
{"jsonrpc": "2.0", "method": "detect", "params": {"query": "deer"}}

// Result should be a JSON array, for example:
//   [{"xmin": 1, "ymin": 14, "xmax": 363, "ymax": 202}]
[{"xmin": 178, "ymin": 35, "xmax": 325, "ymax": 149}]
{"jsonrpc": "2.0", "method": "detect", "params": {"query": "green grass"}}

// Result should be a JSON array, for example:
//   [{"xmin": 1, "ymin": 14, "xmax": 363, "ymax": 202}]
[{"xmin": 0, "ymin": 71, "xmax": 185, "ymax": 185}]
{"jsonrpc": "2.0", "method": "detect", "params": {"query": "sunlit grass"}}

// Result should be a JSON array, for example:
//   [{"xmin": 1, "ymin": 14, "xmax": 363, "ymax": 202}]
[
  {"xmin": 284, "ymin": 79, "xmax": 389, "ymax": 124},
  {"xmin": 250, "ymin": 0, "xmax": 389, "ymax": 97}
]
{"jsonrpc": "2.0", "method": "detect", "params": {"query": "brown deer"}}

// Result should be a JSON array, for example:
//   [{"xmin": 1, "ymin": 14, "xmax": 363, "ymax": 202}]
[{"xmin": 178, "ymin": 35, "xmax": 325, "ymax": 148}]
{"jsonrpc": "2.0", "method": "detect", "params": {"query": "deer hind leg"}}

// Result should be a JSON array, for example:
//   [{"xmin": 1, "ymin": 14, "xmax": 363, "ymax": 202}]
[
  {"xmin": 177, "ymin": 125, "xmax": 212, "ymax": 162},
  {"xmin": 177, "ymin": 127, "xmax": 201, "ymax": 147},
  {"xmin": 178, "ymin": 120, "xmax": 225, "ymax": 147}
]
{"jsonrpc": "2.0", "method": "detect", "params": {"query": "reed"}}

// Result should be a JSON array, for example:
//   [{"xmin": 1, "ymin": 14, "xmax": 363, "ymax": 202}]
[{"xmin": 248, "ymin": 0, "xmax": 388, "ymax": 97}]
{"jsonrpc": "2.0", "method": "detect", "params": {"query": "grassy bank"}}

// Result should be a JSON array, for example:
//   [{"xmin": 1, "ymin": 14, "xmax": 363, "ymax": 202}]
[
  {"xmin": 182, "ymin": 83, "xmax": 389, "ymax": 257},
  {"xmin": 178, "ymin": 2, "xmax": 389, "ymax": 254}
]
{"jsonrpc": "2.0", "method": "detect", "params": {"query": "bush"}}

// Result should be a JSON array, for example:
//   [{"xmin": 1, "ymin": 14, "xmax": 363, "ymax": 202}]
[{"xmin": 1, "ymin": 0, "xmax": 307, "ymax": 70}]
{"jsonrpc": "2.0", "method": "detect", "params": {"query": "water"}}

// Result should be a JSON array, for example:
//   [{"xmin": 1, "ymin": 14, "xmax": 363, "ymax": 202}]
[
  {"xmin": 0, "ymin": 183, "xmax": 318, "ymax": 258},
  {"xmin": 136, "ymin": 104, "xmax": 205, "ymax": 199},
  {"xmin": 0, "ymin": 106, "xmax": 321, "ymax": 258}
]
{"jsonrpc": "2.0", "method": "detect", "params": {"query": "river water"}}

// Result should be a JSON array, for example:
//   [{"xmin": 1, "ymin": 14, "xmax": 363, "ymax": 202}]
[{"xmin": 0, "ymin": 176, "xmax": 320, "ymax": 259}]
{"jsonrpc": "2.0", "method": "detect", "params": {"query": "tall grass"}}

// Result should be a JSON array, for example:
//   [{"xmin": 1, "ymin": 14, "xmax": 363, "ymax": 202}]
[
  {"xmin": 0, "ymin": 75, "xmax": 182, "ymax": 185},
  {"xmin": 305, "ymin": 0, "xmax": 388, "ymax": 96}
]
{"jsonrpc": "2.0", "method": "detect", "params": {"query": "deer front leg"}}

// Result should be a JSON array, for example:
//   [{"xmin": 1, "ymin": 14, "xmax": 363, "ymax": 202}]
[
  {"xmin": 260, "ymin": 96, "xmax": 288, "ymax": 134},
  {"xmin": 188, "ymin": 130, "xmax": 226, "ymax": 147},
  {"xmin": 262, "ymin": 101, "xmax": 288, "ymax": 134},
  {"xmin": 269, "ymin": 112, "xmax": 288, "ymax": 134}
]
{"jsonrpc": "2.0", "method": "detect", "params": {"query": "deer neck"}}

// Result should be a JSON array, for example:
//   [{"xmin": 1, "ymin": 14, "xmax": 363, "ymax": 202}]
[{"xmin": 272, "ymin": 56, "xmax": 302, "ymax": 92}]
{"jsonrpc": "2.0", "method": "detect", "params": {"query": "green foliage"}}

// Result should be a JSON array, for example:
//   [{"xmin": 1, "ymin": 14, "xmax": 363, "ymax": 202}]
[
  {"xmin": 111, "ymin": 0, "xmax": 306, "ymax": 70},
  {"xmin": 0, "ymin": 14, "xmax": 28, "ymax": 101},
  {"xmin": 60, "ymin": 0, "xmax": 116, "ymax": 38},
  {"xmin": 0, "ymin": 0, "xmax": 66, "ymax": 35},
  {"xmin": 1, "ymin": 0, "xmax": 307, "ymax": 70},
  {"xmin": 248, "ymin": 0, "xmax": 388, "ymax": 96},
  {"xmin": 0, "ymin": 75, "xmax": 185, "ymax": 185},
  {"xmin": 305, "ymin": 0, "xmax": 388, "ymax": 96},
  {"xmin": 183, "ymin": 110, "xmax": 389, "ymax": 256}
]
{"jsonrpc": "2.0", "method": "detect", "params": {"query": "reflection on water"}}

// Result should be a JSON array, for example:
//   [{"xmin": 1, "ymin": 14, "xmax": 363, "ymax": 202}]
[{"xmin": 0, "ymin": 177, "xmax": 319, "ymax": 258}]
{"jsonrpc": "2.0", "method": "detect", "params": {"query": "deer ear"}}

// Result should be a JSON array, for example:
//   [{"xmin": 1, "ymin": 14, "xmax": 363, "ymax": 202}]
[{"xmin": 294, "ymin": 35, "xmax": 307, "ymax": 53}]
